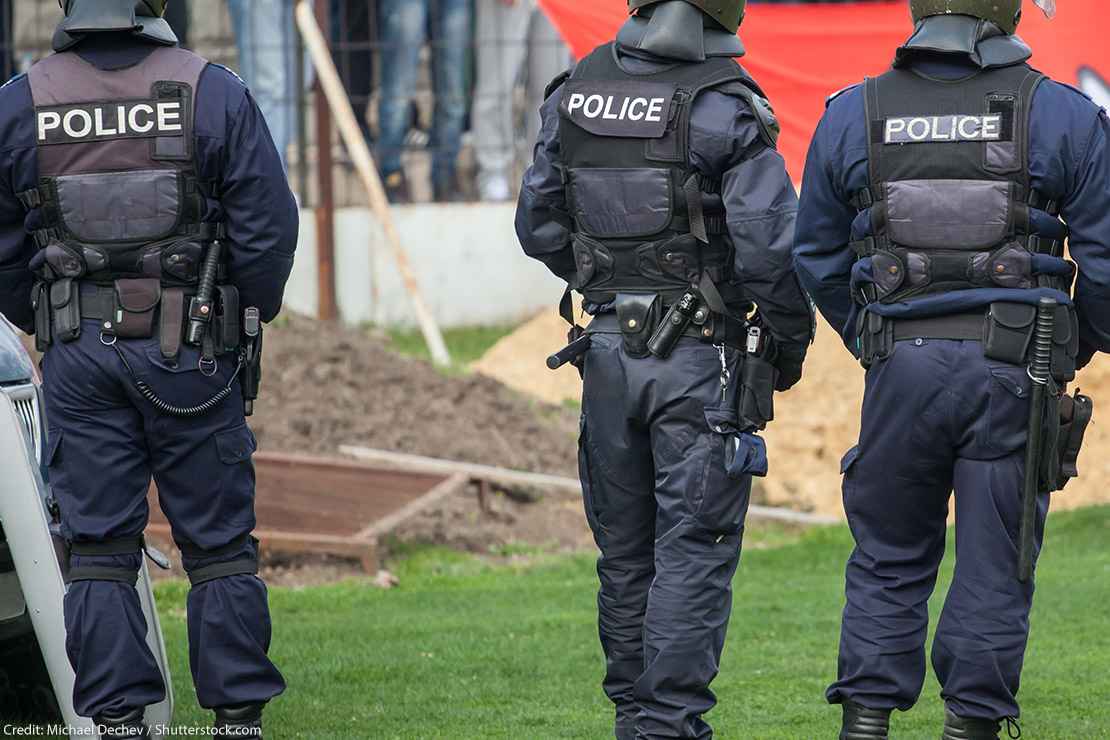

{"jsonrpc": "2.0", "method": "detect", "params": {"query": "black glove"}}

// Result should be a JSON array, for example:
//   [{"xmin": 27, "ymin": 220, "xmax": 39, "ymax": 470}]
[
  {"xmin": 1076, "ymin": 339, "xmax": 1098, "ymax": 372},
  {"xmin": 772, "ymin": 342, "xmax": 807, "ymax": 392}
]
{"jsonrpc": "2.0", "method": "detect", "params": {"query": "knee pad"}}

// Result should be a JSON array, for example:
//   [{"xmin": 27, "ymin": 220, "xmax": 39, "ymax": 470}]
[
  {"xmin": 179, "ymin": 535, "xmax": 260, "ymax": 588},
  {"xmin": 66, "ymin": 536, "xmax": 144, "ymax": 587}
]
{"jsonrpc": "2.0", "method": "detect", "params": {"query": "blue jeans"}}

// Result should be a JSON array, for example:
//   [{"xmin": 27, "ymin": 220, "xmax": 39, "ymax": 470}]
[
  {"xmin": 227, "ymin": 0, "xmax": 297, "ymax": 171},
  {"xmin": 378, "ymin": 0, "xmax": 471, "ymax": 184}
]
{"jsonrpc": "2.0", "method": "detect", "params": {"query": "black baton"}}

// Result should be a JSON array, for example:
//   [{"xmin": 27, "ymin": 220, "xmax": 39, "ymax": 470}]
[
  {"xmin": 547, "ymin": 333, "xmax": 591, "ymax": 370},
  {"xmin": 1018, "ymin": 297, "xmax": 1056, "ymax": 583}
]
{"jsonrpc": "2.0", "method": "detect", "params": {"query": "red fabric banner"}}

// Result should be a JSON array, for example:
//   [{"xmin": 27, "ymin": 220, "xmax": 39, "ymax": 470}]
[{"xmin": 537, "ymin": 0, "xmax": 1109, "ymax": 178}]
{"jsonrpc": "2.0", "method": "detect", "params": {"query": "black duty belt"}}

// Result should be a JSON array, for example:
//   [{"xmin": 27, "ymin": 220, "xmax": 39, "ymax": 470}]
[
  {"xmin": 587, "ymin": 308, "xmax": 748, "ymax": 349},
  {"xmin": 891, "ymin": 311, "xmax": 986, "ymax": 342}
]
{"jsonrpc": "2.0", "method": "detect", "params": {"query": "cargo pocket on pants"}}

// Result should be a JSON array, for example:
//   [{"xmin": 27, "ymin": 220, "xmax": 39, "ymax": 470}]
[
  {"xmin": 697, "ymin": 406, "xmax": 754, "ymax": 535},
  {"xmin": 987, "ymin": 365, "xmax": 1031, "ymax": 455},
  {"xmin": 213, "ymin": 424, "xmax": 258, "ymax": 528},
  {"xmin": 577, "ymin": 415, "xmax": 608, "ymax": 540}
]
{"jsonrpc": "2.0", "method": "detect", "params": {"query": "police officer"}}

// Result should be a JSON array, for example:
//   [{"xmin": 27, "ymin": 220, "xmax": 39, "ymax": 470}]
[
  {"xmin": 0, "ymin": 1, "xmax": 297, "ymax": 736},
  {"xmin": 794, "ymin": 1, "xmax": 1110, "ymax": 737},
  {"xmin": 517, "ymin": 1, "xmax": 814, "ymax": 736}
]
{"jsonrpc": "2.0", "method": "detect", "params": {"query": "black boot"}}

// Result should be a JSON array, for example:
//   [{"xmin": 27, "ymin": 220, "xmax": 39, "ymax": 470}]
[
  {"xmin": 215, "ymin": 702, "xmax": 265, "ymax": 739},
  {"xmin": 93, "ymin": 707, "xmax": 149, "ymax": 738},
  {"xmin": 841, "ymin": 701, "xmax": 891, "ymax": 740},
  {"xmin": 941, "ymin": 708, "xmax": 1004, "ymax": 739}
]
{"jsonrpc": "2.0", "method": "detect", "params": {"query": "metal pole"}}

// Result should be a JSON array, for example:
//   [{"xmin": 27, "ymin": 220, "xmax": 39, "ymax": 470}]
[
  {"xmin": 296, "ymin": 0, "xmax": 453, "ymax": 366},
  {"xmin": 313, "ymin": 0, "xmax": 338, "ymax": 321}
]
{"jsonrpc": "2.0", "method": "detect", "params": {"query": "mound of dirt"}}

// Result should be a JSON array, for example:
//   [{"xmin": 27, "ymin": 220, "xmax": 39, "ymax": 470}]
[{"xmin": 250, "ymin": 313, "xmax": 579, "ymax": 476}]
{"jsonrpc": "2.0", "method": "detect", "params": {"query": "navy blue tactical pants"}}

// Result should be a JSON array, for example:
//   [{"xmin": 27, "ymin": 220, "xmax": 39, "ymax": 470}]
[
  {"xmin": 827, "ymin": 339, "xmax": 1049, "ymax": 721},
  {"xmin": 43, "ymin": 321, "xmax": 284, "ymax": 718},
  {"xmin": 580, "ymin": 331, "xmax": 754, "ymax": 740}
]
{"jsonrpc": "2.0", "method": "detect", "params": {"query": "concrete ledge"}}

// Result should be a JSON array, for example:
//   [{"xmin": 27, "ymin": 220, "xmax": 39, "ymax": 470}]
[{"xmin": 287, "ymin": 203, "xmax": 565, "ymax": 328}]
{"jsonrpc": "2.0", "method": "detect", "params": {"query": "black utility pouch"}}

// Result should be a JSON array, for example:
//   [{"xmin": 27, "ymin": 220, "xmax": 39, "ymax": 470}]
[
  {"xmin": 983, "ymin": 302, "xmax": 1035, "ymax": 365},
  {"xmin": 738, "ymin": 355, "xmax": 777, "ymax": 431},
  {"xmin": 32, "ymin": 282, "xmax": 51, "ymax": 351},
  {"xmin": 49, "ymin": 278, "xmax": 81, "ymax": 343},
  {"xmin": 110, "ymin": 278, "xmax": 162, "ymax": 339},
  {"xmin": 858, "ymin": 311, "xmax": 893, "ymax": 368},
  {"xmin": 615, "ymin": 293, "xmax": 661, "ymax": 359},
  {"xmin": 1050, "ymin": 306, "xmax": 1080, "ymax": 383},
  {"xmin": 1055, "ymin": 390, "xmax": 1094, "ymax": 490},
  {"xmin": 214, "ymin": 285, "xmax": 241, "ymax": 355}
]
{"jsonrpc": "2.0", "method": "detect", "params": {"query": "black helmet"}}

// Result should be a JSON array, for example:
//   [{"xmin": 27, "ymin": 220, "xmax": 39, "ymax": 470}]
[
  {"xmin": 909, "ymin": 0, "xmax": 1023, "ymax": 35},
  {"xmin": 60, "ymin": 1, "xmax": 168, "ymax": 18},
  {"xmin": 628, "ymin": 0, "xmax": 747, "ymax": 34},
  {"xmin": 54, "ymin": 0, "xmax": 176, "ymax": 51}
]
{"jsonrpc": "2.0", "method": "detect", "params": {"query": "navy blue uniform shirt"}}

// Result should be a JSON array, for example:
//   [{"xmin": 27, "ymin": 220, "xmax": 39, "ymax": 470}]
[
  {"xmin": 517, "ymin": 45, "xmax": 814, "ymax": 347},
  {"xmin": 0, "ymin": 35, "xmax": 298, "ymax": 332},
  {"xmin": 795, "ymin": 54, "xmax": 1110, "ymax": 364}
]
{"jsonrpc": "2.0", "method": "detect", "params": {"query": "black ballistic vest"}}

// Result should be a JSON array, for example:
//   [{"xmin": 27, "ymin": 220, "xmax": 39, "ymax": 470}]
[
  {"xmin": 558, "ymin": 43, "xmax": 768, "ymax": 307},
  {"xmin": 21, "ymin": 46, "xmax": 211, "ymax": 289},
  {"xmin": 853, "ymin": 62, "xmax": 1067, "ymax": 304}
]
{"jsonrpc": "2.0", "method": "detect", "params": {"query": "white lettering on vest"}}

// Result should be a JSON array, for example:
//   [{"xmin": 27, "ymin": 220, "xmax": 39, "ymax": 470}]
[
  {"xmin": 37, "ymin": 111, "xmax": 61, "ymax": 142},
  {"xmin": 63, "ymin": 109, "xmax": 93, "ymax": 139},
  {"xmin": 568, "ymin": 93, "xmax": 669, "ymax": 123},
  {"xmin": 583, "ymin": 95, "xmax": 605, "ymax": 118},
  {"xmin": 628, "ymin": 98, "xmax": 647, "ymax": 121},
  {"xmin": 884, "ymin": 114, "xmax": 1006, "ymax": 144},
  {"xmin": 94, "ymin": 107, "xmax": 117, "ymax": 137},
  {"xmin": 158, "ymin": 101, "xmax": 182, "ymax": 132},
  {"xmin": 35, "ymin": 99, "xmax": 187, "ymax": 143},
  {"xmin": 129, "ymin": 104, "xmax": 155, "ymax": 133}
]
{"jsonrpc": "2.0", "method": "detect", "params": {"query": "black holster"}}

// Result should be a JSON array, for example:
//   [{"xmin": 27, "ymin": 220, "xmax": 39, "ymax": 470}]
[
  {"xmin": 858, "ymin": 310, "xmax": 893, "ymax": 368},
  {"xmin": 1054, "ymin": 390, "xmax": 1094, "ymax": 490}
]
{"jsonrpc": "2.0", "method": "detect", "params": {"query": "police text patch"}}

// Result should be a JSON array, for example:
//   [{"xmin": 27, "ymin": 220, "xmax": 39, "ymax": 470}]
[
  {"xmin": 36, "ymin": 99, "xmax": 185, "ymax": 145},
  {"xmin": 560, "ymin": 80, "xmax": 676, "ymax": 139},
  {"xmin": 883, "ymin": 114, "xmax": 1006, "ymax": 145}
]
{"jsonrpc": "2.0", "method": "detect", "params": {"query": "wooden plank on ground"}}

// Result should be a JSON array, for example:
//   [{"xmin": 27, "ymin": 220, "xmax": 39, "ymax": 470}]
[{"xmin": 339, "ymin": 445, "xmax": 840, "ymax": 527}]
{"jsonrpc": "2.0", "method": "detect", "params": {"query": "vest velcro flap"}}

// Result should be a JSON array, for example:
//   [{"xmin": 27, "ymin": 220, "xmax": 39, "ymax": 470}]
[
  {"xmin": 883, "ymin": 179, "xmax": 1012, "ymax": 250},
  {"xmin": 569, "ymin": 168, "xmax": 673, "ymax": 238}
]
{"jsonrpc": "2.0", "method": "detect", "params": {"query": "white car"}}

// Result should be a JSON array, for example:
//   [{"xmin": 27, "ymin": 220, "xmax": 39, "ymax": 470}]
[{"xmin": 0, "ymin": 317, "xmax": 173, "ymax": 735}]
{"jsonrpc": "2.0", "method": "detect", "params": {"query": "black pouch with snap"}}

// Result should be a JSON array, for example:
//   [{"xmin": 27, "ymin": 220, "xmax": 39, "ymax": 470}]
[
  {"xmin": 615, "ymin": 293, "xmax": 660, "ymax": 358},
  {"xmin": 49, "ymin": 278, "xmax": 81, "ymax": 343},
  {"xmin": 738, "ymin": 355, "xmax": 777, "ymax": 431},
  {"xmin": 983, "ymin": 302, "xmax": 1035, "ymax": 365},
  {"xmin": 111, "ymin": 278, "xmax": 162, "ymax": 339},
  {"xmin": 1050, "ymin": 305, "xmax": 1079, "ymax": 383},
  {"xmin": 214, "ymin": 285, "xmax": 241, "ymax": 355}
]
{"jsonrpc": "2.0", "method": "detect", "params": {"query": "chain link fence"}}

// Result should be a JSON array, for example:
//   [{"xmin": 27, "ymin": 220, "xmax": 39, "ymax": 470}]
[{"xmin": 1, "ymin": 0, "xmax": 571, "ymax": 207}]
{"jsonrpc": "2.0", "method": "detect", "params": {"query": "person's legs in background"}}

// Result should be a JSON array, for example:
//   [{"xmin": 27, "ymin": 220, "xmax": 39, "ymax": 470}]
[
  {"xmin": 377, "ymin": 0, "xmax": 427, "ymax": 202},
  {"xmin": 163, "ymin": 0, "xmax": 190, "ymax": 48},
  {"xmin": 227, "ymin": 0, "xmax": 297, "ymax": 171},
  {"xmin": 524, "ymin": 8, "xmax": 569, "ymax": 172},
  {"xmin": 332, "ymin": 0, "xmax": 376, "ymax": 145},
  {"xmin": 428, "ymin": 0, "xmax": 472, "ymax": 202},
  {"xmin": 1, "ymin": 0, "xmax": 14, "ymax": 82},
  {"xmin": 472, "ymin": 0, "xmax": 531, "ymax": 202}
]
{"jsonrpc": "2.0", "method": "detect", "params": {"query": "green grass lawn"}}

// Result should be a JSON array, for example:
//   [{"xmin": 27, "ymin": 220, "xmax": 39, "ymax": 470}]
[
  {"xmin": 156, "ymin": 506, "xmax": 1110, "ymax": 739},
  {"xmin": 383, "ymin": 325, "xmax": 518, "ymax": 368}
]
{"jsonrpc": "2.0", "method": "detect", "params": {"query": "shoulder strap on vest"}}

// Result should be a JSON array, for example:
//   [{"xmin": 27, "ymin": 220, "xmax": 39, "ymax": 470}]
[{"xmin": 545, "ymin": 69, "xmax": 571, "ymax": 101}]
